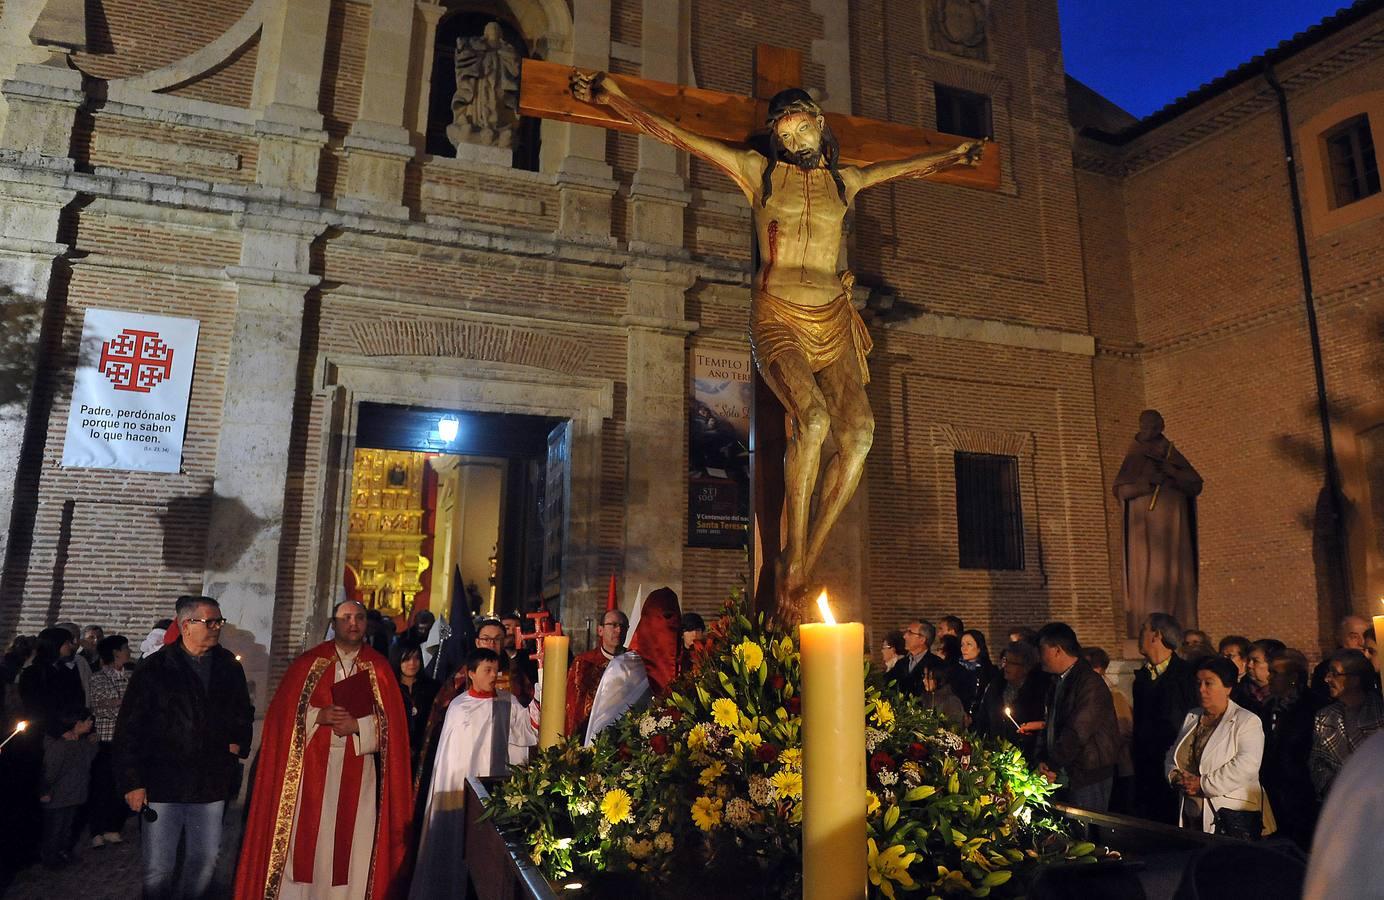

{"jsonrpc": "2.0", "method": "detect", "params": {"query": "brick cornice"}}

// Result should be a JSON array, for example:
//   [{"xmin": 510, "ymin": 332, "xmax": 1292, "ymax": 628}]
[{"xmin": 348, "ymin": 318, "xmax": 594, "ymax": 375}]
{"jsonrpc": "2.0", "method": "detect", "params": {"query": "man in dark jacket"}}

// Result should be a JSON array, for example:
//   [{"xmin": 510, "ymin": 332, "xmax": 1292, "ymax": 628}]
[
  {"xmin": 887, "ymin": 619, "xmax": 942, "ymax": 696},
  {"xmin": 1028, "ymin": 622, "xmax": 1120, "ymax": 811},
  {"xmin": 113, "ymin": 595, "xmax": 253, "ymax": 899},
  {"xmin": 1130, "ymin": 612, "xmax": 1198, "ymax": 824}
]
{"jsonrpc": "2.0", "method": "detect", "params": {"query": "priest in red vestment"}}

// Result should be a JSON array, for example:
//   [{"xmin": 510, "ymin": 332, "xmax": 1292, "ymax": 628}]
[
  {"xmin": 564, "ymin": 608, "xmax": 628, "ymax": 738},
  {"xmin": 234, "ymin": 600, "xmax": 413, "ymax": 900}
]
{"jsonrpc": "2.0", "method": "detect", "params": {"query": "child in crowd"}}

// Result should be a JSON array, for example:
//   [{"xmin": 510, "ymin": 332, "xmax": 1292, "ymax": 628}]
[
  {"xmin": 410, "ymin": 647, "xmax": 539, "ymax": 899},
  {"xmin": 40, "ymin": 704, "xmax": 98, "ymax": 867}
]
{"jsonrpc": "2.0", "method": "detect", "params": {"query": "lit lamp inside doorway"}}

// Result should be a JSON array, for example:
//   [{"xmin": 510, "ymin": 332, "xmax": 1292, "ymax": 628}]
[{"xmin": 438, "ymin": 415, "xmax": 460, "ymax": 443}]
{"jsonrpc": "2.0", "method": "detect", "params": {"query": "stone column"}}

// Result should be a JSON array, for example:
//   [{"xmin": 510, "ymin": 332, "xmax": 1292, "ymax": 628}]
[
  {"xmin": 252, "ymin": 0, "xmax": 331, "ymax": 194},
  {"xmin": 204, "ymin": 216, "xmax": 324, "ymax": 708},
  {"xmin": 621, "ymin": 263, "xmax": 696, "ymax": 604},
  {"xmin": 0, "ymin": 182, "xmax": 75, "ymax": 613},
  {"xmin": 628, "ymin": 0, "xmax": 691, "ymax": 255},
  {"xmin": 553, "ymin": 0, "xmax": 617, "ymax": 244},
  {"xmin": 340, "ymin": 0, "xmax": 415, "ymax": 217}
]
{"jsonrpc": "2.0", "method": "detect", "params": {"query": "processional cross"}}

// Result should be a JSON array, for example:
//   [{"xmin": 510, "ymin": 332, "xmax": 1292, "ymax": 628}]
[{"xmin": 521, "ymin": 47, "xmax": 1002, "ymax": 623}]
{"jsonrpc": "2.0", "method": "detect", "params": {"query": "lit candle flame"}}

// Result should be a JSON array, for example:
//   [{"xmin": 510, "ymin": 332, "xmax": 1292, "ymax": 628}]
[
  {"xmin": 1003, "ymin": 706, "xmax": 1021, "ymax": 730},
  {"xmin": 815, "ymin": 590, "xmax": 835, "ymax": 625},
  {"xmin": 16, "ymin": 720, "xmax": 27, "ymax": 732}
]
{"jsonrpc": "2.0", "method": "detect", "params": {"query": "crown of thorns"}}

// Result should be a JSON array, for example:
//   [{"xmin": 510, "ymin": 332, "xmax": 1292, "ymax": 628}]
[{"xmin": 765, "ymin": 94, "xmax": 823, "ymax": 130}]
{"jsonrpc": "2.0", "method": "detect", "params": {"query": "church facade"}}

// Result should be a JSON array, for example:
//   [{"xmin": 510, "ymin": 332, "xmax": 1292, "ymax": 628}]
[{"xmin": 0, "ymin": 0, "xmax": 1379, "ymax": 695}]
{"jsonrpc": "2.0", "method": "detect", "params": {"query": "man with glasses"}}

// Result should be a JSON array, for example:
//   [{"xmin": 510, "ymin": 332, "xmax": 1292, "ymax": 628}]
[
  {"xmin": 236, "ymin": 599, "xmax": 412, "ymax": 899},
  {"xmin": 565, "ymin": 609, "xmax": 628, "ymax": 738},
  {"xmin": 112, "ymin": 595, "xmax": 253, "ymax": 899},
  {"xmin": 888, "ymin": 619, "xmax": 940, "ymax": 696}
]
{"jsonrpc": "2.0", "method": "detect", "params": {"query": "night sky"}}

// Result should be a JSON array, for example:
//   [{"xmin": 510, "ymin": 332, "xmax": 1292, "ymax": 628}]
[{"xmin": 1058, "ymin": 0, "xmax": 1356, "ymax": 119}]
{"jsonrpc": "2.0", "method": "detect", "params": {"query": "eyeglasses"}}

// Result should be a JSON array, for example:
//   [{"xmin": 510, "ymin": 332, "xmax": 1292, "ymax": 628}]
[
  {"xmin": 1325, "ymin": 669, "xmax": 1352, "ymax": 680},
  {"xmin": 905, "ymin": 629, "xmax": 925, "ymax": 638},
  {"xmin": 188, "ymin": 617, "xmax": 227, "ymax": 629},
  {"xmin": 599, "ymin": 622, "xmax": 622, "ymax": 629},
  {"xmin": 476, "ymin": 637, "xmax": 502, "ymax": 645}
]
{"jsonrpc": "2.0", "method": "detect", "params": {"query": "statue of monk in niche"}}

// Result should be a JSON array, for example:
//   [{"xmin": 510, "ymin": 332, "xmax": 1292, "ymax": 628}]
[
  {"xmin": 571, "ymin": 72, "xmax": 984, "ymax": 621},
  {"xmin": 448, "ymin": 21, "xmax": 520, "ymax": 150},
  {"xmin": 1113, "ymin": 409, "xmax": 1203, "ymax": 636}
]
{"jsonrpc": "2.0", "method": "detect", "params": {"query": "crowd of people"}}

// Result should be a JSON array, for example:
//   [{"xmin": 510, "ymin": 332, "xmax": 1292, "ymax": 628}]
[
  {"xmin": 878, "ymin": 611, "xmax": 1384, "ymax": 846},
  {"xmin": 3, "ymin": 597, "xmax": 1381, "ymax": 896}
]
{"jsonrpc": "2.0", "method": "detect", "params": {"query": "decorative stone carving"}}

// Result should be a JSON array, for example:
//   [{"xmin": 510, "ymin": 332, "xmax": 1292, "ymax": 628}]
[
  {"xmin": 447, "ymin": 21, "xmax": 521, "ymax": 151},
  {"xmin": 926, "ymin": 0, "xmax": 990, "ymax": 63}
]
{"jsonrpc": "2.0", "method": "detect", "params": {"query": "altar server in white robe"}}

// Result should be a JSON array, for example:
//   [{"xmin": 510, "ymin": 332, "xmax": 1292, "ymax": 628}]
[{"xmin": 410, "ymin": 647, "xmax": 539, "ymax": 899}]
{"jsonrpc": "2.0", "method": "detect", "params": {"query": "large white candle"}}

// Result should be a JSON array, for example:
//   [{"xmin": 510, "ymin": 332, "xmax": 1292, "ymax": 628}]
[
  {"xmin": 538, "ymin": 635, "xmax": 570, "ymax": 749},
  {"xmin": 799, "ymin": 591, "xmax": 866, "ymax": 900}
]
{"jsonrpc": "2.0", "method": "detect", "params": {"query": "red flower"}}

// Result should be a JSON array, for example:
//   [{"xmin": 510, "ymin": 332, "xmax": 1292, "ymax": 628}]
[
  {"xmin": 756, "ymin": 742, "xmax": 780, "ymax": 763},
  {"xmin": 869, "ymin": 751, "xmax": 896, "ymax": 774},
  {"xmin": 960, "ymin": 740, "xmax": 973, "ymax": 757},
  {"xmin": 650, "ymin": 734, "xmax": 670, "ymax": 755},
  {"xmin": 786, "ymin": 696, "xmax": 801, "ymax": 715},
  {"xmin": 906, "ymin": 742, "xmax": 929, "ymax": 761},
  {"xmin": 667, "ymin": 708, "xmax": 684, "ymax": 722},
  {"xmin": 618, "ymin": 743, "xmax": 633, "ymax": 761},
  {"xmin": 768, "ymin": 674, "xmax": 787, "ymax": 691}
]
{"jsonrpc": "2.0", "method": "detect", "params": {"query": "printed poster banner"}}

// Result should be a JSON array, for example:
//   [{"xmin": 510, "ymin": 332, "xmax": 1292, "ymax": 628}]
[
  {"xmin": 61, "ymin": 308, "xmax": 200, "ymax": 474},
  {"xmin": 688, "ymin": 348, "xmax": 752, "ymax": 549}
]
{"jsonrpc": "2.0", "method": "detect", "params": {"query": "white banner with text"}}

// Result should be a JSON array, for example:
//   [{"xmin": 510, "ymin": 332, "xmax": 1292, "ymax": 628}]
[{"xmin": 61, "ymin": 308, "xmax": 200, "ymax": 473}]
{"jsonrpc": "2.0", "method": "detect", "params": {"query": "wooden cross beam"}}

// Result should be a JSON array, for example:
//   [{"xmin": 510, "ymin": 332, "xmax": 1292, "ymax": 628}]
[{"xmin": 519, "ymin": 45, "xmax": 1001, "ymax": 190}]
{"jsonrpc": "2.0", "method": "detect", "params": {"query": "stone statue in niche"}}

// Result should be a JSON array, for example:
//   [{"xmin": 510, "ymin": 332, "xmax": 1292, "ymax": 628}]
[
  {"xmin": 926, "ymin": 0, "xmax": 990, "ymax": 63},
  {"xmin": 1113, "ymin": 409, "xmax": 1203, "ymax": 636},
  {"xmin": 448, "ymin": 21, "xmax": 521, "ymax": 150}
]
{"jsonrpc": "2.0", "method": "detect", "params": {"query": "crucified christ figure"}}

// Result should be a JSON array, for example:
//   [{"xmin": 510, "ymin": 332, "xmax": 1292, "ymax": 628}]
[{"xmin": 572, "ymin": 72, "xmax": 984, "ymax": 622}]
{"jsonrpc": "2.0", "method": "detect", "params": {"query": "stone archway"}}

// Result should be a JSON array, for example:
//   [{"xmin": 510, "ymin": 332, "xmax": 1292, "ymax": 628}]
[{"xmin": 310, "ymin": 354, "xmax": 613, "ymax": 645}]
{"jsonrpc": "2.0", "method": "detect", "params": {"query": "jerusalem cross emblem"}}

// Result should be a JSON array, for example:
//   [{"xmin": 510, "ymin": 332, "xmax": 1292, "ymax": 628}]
[{"xmin": 98, "ymin": 328, "xmax": 175, "ymax": 393}]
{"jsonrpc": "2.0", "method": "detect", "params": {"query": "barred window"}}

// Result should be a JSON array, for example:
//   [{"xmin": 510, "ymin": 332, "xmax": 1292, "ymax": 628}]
[
  {"xmin": 934, "ymin": 84, "xmax": 992, "ymax": 140},
  {"xmin": 1325, "ymin": 115, "xmax": 1380, "ymax": 208},
  {"xmin": 954, "ymin": 452, "xmax": 1023, "ymax": 570}
]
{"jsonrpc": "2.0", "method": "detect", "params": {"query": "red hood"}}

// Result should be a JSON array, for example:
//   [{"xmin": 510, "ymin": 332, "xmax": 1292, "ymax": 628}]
[{"xmin": 628, "ymin": 587, "xmax": 681, "ymax": 697}]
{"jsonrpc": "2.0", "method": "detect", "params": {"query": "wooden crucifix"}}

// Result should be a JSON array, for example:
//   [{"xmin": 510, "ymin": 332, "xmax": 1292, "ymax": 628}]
[{"xmin": 520, "ymin": 46, "xmax": 1003, "ymax": 623}]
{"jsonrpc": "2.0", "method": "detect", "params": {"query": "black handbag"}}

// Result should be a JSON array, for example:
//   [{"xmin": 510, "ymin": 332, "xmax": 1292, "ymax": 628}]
[{"xmin": 1207, "ymin": 797, "xmax": 1262, "ymax": 840}]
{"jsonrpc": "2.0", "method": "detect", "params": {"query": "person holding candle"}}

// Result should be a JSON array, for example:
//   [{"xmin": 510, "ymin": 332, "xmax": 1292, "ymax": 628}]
[
  {"xmin": 975, "ymin": 641, "xmax": 1046, "ymax": 760},
  {"xmin": 1027, "ymin": 622, "xmax": 1120, "ymax": 812}
]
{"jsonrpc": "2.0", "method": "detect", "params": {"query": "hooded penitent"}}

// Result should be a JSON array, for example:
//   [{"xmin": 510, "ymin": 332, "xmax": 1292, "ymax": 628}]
[{"xmin": 628, "ymin": 587, "xmax": 682, "ymax": 697}]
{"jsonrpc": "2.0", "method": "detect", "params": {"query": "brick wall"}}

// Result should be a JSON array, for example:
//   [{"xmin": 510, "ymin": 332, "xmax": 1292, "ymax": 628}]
[{"xmin": 1076, "ymin": 26, "xmax": 1384, "ymax": 656}]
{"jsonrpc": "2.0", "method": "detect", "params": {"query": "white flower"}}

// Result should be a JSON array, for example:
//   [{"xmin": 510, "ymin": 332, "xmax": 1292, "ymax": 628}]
[
  {"xmin": 658, "ymin": 715, "xmax": 673, "ymax": 729},
  {"xmin": 571, "ymin": 798, "xmax": 595, "ymax": 816},
  {"xmin": 653, "ymin": 832, "xmax": 674, "ymax": 852},
  {"xmin": 638, "ymin": 715, "xmax": 658, "ymax": 738},
  {"xmin": 598, "ymin": 818, "xmax": 612, "ymax": 838},
  {"xmin": 877, "ymin": 769, "xmax": 899, "ymax": 787},
  {"xmin": 902, "ymin": 762, "xmax": 922, "ymax": 786},
  {"xmin": 725, "ymin": 797, "xmax": 753, "ymax": 826},
  {"xmin": 865, "ymin": 727, "xmax": 887, "ymax": 752},
  {"xmin": 749, "ymin": 775, "xmax": 773, "ymax": 806}
]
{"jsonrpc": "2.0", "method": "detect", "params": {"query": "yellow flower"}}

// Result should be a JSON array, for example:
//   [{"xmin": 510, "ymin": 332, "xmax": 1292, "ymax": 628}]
[
  {"xmin": 769, "ymin": 769, "xmax": 803, "ymax": 801},
  {"xmin": 711, "ymin": 698, "xmax": 740, "ymax": 728},
  {"xmin": 777, "ymin": 747, "xmax": 802, "ymax": 770},
  {"xmin": 867, "ymin": 839, "xmax": 918, "ymax": 900},
  {"xmin": 772, "ymin": 635, "xmax": 796, "ymax": 663},
  {"xmin": 734, "ymin": 729, "xmax": 763, "ymax": 751},
  {"xmin": 691, "ymin": 796, "xmax": 724, "ymax": 831},
  {"xmin": 866, "ymin": 790, "xmax": 881, "ymax": 816},
  {"xmin": 600, "ymin": 788, "xmax": 633, "ymax": 825},
  {"xmin": 687, "ymin": 724, "xmax": 708, "ymax": 750},
  {"xmin": 734, "ymin": 639, "xmax": 765, "ymax": 672},
  {"xmin": 699, "ymin": 761, "xmax": 725, "ymax": 786},
  {"xmin": 872, "ymin": 699, "xmax": 895, "ymax": 729}
]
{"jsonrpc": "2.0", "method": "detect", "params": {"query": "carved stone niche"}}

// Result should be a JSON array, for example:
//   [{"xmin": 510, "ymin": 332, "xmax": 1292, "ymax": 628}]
[{"xmin": 925, "ymin": 0, "xmax": 991, "ymax": 64}]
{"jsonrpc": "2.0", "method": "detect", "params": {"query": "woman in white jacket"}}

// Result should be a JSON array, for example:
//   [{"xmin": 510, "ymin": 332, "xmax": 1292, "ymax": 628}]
[{"xmin": 1165, "ymin": 656, "xmax": 1276, "ymax": 837}]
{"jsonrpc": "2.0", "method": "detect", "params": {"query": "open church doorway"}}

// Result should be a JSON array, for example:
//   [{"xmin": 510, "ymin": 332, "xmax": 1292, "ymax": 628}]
[{"xmin": 342, "ymin": 402, "xmax": 568, "ymax": 636}]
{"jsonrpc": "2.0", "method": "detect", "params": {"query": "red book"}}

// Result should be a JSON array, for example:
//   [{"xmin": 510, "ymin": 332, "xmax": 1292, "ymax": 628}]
[{"xmin": 331, "ymin": 669, "xmax": 376, "ymax": 719}]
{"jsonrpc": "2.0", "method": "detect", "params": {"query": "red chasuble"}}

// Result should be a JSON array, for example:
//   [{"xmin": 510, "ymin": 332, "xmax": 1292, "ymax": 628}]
[
  {"xmin": 564, "ymin": 648, "xmax": 611, "ymax": 739},
  {"xmin": 234, "ymin": 642, "xmax": 413, "ymax": 900}
]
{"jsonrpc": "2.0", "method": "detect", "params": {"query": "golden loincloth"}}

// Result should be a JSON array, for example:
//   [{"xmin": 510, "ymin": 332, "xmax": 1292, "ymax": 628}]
[{"xmin": 751, "ymin": 287, "xmax": 873, "ymax": 384}]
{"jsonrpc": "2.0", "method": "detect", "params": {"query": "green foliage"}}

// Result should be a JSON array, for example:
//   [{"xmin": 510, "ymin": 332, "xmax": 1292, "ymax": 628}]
[{"xmin": 487, "ymin": 591, "xmax": 1104, "ymax": 897}]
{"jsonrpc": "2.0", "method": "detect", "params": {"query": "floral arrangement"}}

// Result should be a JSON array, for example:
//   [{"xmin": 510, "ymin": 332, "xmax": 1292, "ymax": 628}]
[{"xmin": 488, "ymin": 593, "xmax": 1104, "ymax": 898}]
